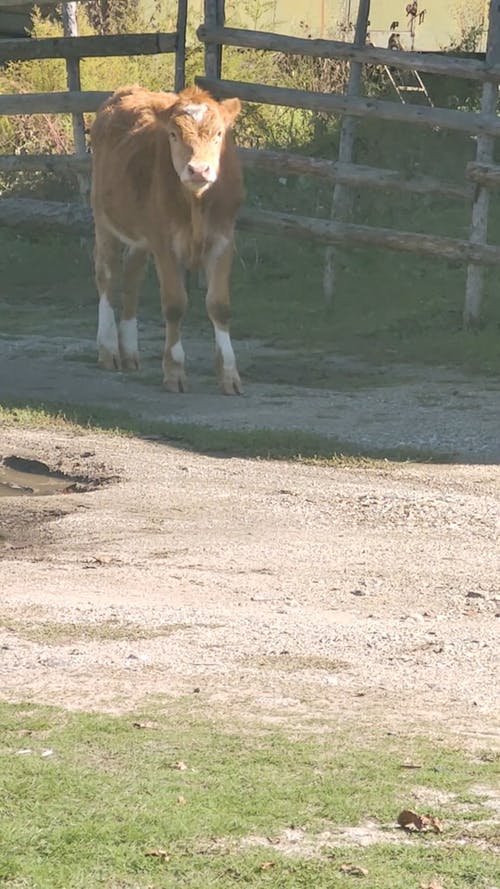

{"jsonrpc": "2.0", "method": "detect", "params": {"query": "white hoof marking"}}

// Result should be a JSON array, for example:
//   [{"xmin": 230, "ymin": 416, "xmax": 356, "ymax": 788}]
[
  {"xmin": 119, "ymin": 318, "xmax": 139, "ymax": 360},
  {"xmin": 170, "ymin": 341, "xmax": 185, "ymax": 365},
  {"xmin": 214, "ymin": 325, "xmax": 236, "ymax": 371},
  {"xmin": 97, "ymin": 295, "xmax": 118, "ymax": 355}
]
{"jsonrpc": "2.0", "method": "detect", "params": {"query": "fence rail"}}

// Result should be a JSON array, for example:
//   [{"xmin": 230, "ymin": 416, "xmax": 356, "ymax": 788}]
[
  {"xmin": 0, "ymin": 32, "xmax": 178, "ymax": 62},
  {"xmin": 197, "ymin": 76, "xmax": 500, "ymax": 138},
  {"xmin": 0, "ymin": 91, "xmax": 111, "ymax": 114},
  {"xmin": 0, "ymin": 149, "xmax": 472, "ymax": 200},
  {"xmin": 197, "ymin": 24, "xmax": 500, "ymax": 84},
  {"xmin": 2, "ymin": 197, "xmax": 500, "ymax": 268},
  {"xmin": 466, "ymin": 161, "xmax": 500, "ymax": 185},
  {"xmin": 0, "ymin": 0, "xmax": 73, "ymax": 6}
]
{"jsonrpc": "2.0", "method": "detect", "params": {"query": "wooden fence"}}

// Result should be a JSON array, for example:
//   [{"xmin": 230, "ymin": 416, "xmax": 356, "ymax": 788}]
[
  {"xmin": 0, "ymin": 0, "xmax": 188, "ymax": 134},
  {"xmin": 195, "ymin": 0, "xmax": 500, "ymax": 324},
  {"xmin": 0, "ymin": 0, "xmax": 499, "ymax": 325}
]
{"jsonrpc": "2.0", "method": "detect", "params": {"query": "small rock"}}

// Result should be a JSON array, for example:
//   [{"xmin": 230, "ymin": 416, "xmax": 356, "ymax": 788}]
[{"xmin": 466, "ymin": 591, "xmax": 485, "ymax": 599}]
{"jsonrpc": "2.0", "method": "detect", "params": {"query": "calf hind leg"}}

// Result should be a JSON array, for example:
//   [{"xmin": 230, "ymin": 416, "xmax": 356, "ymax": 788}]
[
  {"xmin": 95, "ymin": 229, "xmax": 122, "ymax": 370},
  {"xmin": 119, "ymin": 247, "xmax": 148, "ymax": 370},
  {"xmin": 205, "ymin": 240, "xmax": 242, "ymax": 395},
  {"xmin": 154, "ymin": 252, "xmax": 188, "ymax": 393}
]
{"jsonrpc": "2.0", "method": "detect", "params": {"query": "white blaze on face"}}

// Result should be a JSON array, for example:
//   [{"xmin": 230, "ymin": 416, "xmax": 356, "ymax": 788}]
[
  {"xmin": 174, "ymin": 102, "xmax": 222, "ymax": 191},
  {"xmin": 97, "ymin": 295, "xmax": 118, "ymax": 354},
  {"xmin": 182, "ymin": 103, "xmax": 208, "ymax": 122}
]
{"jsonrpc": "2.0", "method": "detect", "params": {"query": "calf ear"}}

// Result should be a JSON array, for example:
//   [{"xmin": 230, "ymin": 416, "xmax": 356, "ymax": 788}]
[{"xmin": 220, "ymin": 97, "xmax": 241, "ymax": 127}]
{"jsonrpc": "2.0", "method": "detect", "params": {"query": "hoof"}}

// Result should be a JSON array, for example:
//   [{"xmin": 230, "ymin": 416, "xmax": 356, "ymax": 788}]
[
  {"xmin": 219, "ymin": 370, "xmax": 243, "ymax": 396},
  {"xmin": 163, "ymin": 366, "xmax": 187, "ymax": 393},
  {"xmin": 121, "ymin": 353, "xmax": 140, "ymax": 371},
  {"xmin": 98, "ymin": 347, "xmax": 121, "ymax": 371}
]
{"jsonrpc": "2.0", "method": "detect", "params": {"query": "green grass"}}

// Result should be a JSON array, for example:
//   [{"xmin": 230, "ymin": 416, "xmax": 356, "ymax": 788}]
[
  {"xmin": 0, "ymin": 403, "xmax": 454, "ymax": 464},
  {"xmin": 2, "ymin": 197, "xmax": 500, "ymax": 383},
  {"xmin": 0, "ymin": 702, "xmax": 498, "ymax": 888}
]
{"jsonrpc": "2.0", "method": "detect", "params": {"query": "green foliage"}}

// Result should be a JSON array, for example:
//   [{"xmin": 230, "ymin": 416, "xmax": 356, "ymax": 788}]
[
  {"xmin": 0, "ymin": 9, "xmax": 71, "ymax": 159},
  {"xmin": 447, "ymin": 23, "xmax": 485, "ymax": 53}
]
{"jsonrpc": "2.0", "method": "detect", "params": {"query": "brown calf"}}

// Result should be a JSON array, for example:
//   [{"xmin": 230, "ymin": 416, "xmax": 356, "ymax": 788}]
[{"xmin": 90, "ymin": 85, "xmax": 244, "ymax": 394}]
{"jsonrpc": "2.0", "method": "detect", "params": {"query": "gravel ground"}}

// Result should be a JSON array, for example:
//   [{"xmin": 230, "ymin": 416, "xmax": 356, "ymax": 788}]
[
  {"xmin": 1, "ymin": 425, "xmax": 498, "ymax": 747},
  {"xmin": 1, "ymin": 331, "xmax": 500, "ymax": 461}
]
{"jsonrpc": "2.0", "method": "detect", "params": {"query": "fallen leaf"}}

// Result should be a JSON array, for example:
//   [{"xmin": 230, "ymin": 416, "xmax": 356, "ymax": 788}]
[
  {"xmin": 427, "ymin": 815, "xmax": 444, "ymax": 834},
  {"xmin": 420, "ymin": 881, "xmax": 444, "ymax": 889},
  {"xmin": 260, "ymin": 861, "xmax": 276, "ymax": 870},
  {"xmin": 397, "ymin": 810, "xmax": 444, "ymax": 833},
  {"xmin": 41, "ymin": 749, "xmax": 54, "ymax": 757},
  {"xmin": 145, "ymin": 848, "xmax": 170, "ymax": 861},
  {"xmin": 177, "ymin": 795, "xmax": 187, "ymax": 805},
  {"xmin": 132, "ymin": 721, "xmax": 158, "ymax": 730},
  {"xmin": 340, "ymin": 863, "xmax": 369, "ymax": 877},
  {"xmin": 172, "ymin": 760, "xmax": 188, "ymax": 770}
]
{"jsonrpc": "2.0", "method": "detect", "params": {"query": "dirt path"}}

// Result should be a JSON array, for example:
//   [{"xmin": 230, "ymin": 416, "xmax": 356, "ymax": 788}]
[
  {"xmin": 1, "ymin": 328, "xmax": 500, "ymax": 461},
  {"xmin": 1, "ymin": 424, "xmax": 498, "ymax": 748}
]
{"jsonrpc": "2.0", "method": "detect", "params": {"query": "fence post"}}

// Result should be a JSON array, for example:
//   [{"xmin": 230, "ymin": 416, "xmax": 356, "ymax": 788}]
[
  {"xmin": 175, "ymin": 0, "xmax": 188, "ymax": 92},
  {"xmin": 323, "ymin": 0, "xmax": 370, "ymax": 306},
  {"xmin": 463, "ymin": 0, "xmax": 500, "ymax": 327},
  {"xmin": 204, "ymin": 0, "xmax": 224, "ymax": 79},
  {"xmin": 61, "ymin": 2, "xmax": 89, "ymax": 203}
]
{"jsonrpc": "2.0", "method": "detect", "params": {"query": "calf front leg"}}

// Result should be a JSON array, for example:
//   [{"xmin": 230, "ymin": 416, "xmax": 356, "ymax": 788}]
[
  {"xmin": 204, "ymin": 237, "xmax": 242, "ymax": 396},
  {"xmin": 154, "ymin": 251, "xmax": 188, "ymax": 393}
]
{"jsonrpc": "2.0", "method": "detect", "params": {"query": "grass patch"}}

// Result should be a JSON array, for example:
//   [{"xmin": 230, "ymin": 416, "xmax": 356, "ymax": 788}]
[
  {"xmin": 246, "ymin": 654, "xmax": 349, "ymax": 672},
  {"xmin": 0, "ymin": 702, "xmax": 498, "ymax": 888},
  {"xmin": 0, "ymin": 619, "xmax": 197, "ymax": 646},
  {"xmin": 0, "ymin": 403, "xmax": 454, "ymax": 464}
]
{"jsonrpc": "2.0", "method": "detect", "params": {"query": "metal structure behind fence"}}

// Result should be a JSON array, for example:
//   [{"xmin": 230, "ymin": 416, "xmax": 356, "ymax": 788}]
[{"xmin": 0, "ymin": 0, "xmax": 499, "ymax": 326}]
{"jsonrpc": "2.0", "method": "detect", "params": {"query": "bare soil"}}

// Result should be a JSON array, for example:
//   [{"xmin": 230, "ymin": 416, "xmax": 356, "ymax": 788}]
[{"xmin": 0, "ymin": 401, "xmax": 498, "ymax": 746}]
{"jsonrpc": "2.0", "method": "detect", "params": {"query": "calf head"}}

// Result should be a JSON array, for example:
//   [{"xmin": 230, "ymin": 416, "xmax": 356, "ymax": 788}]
[{"xmin": 165, "ymin": 87, "xmax": 241, "ymax": 196}]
